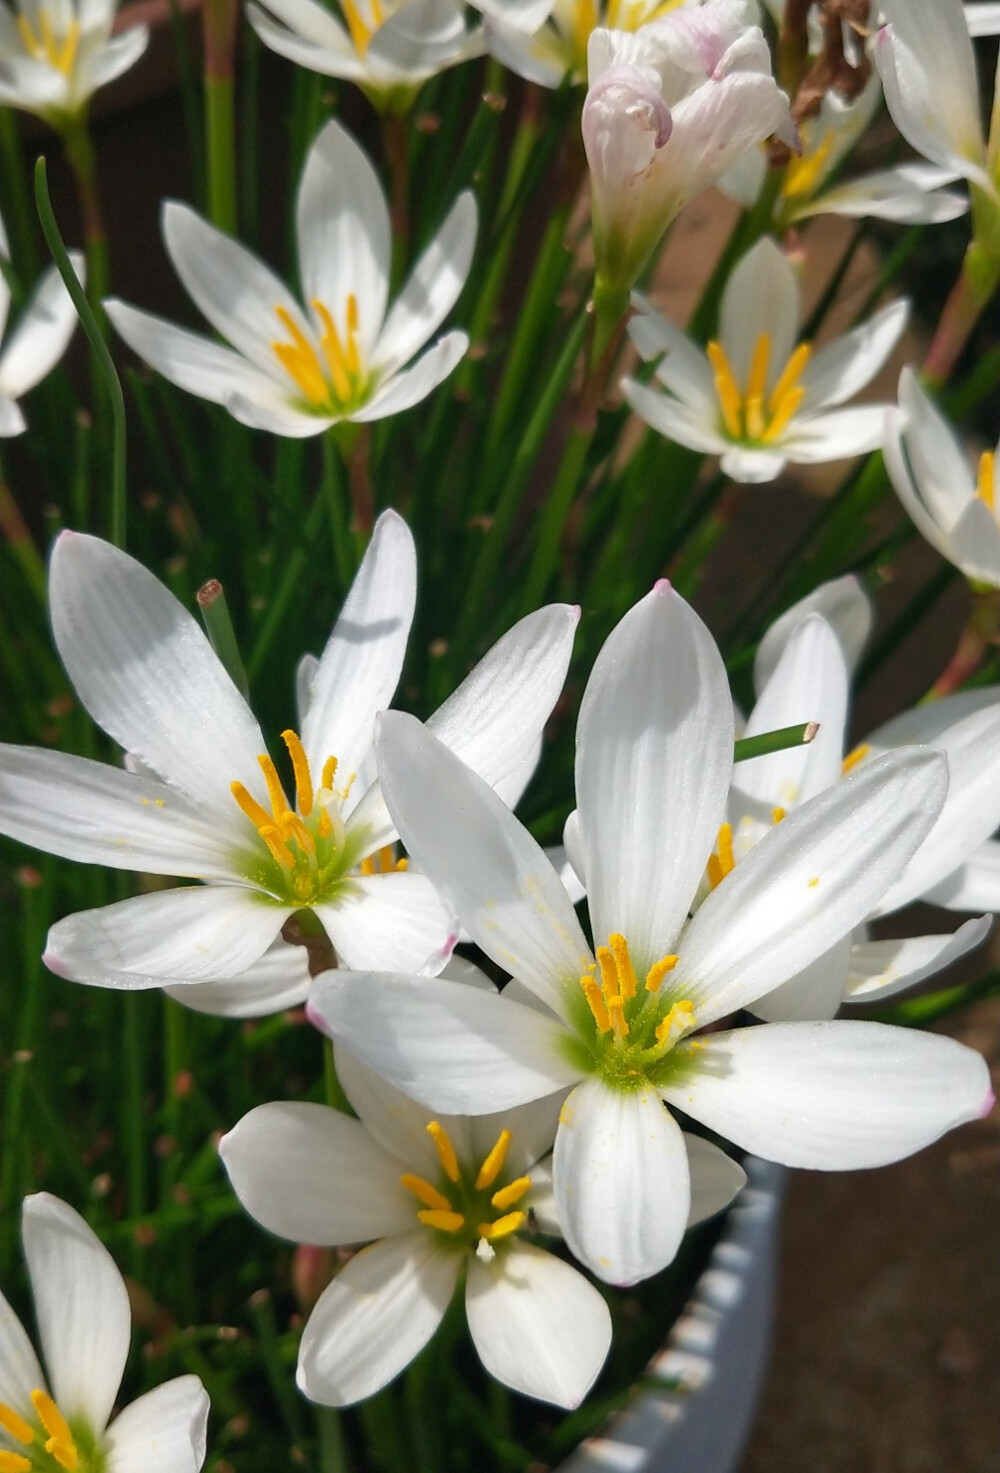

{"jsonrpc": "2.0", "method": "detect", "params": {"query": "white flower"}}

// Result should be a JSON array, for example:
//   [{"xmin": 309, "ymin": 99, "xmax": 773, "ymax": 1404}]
[
  {"xmin": 0, "ymin": 1193, "xmax": 208, "ymax": 1473},
  {"xmin": 884, "ymin": 365, "xmax": 1000, "ymax": 587},
  {"xmin": 0, "ymin": 515, "xmax": 579, "ymax": 1012},
  {"xmin": 0, "ymin": 0, "xmax": 148, "ymax": 125},
  {"xmin": 310, "ymin": 583, "xmax": 992, "ymax": 1288},
  {"xmin": 245, "ymin": 0, "xmax": 483, "ymax": 108},
  {"xmin": 0, "ymin": 212, "xmax": 83, "ymax": 436},
  {"xmin": 105, "ymin": 119, "xmax": 476, "ymax": 437},
  {"xmin": 623, "ymin": 235, "xmax": 909, "ymax": 482},
  {"xmin": 874, "ymin": 0, "xmax": 1000, "ymax": 207},
  {"xmin": 582, "ymin": 9, "xmax": 789, "ymax": 295}
]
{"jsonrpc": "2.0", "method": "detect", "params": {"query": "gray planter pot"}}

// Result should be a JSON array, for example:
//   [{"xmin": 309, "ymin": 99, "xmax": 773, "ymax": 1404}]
[{"xmin": 558, "ymin": 1157, "xmax": 786, "ymax": 1473}]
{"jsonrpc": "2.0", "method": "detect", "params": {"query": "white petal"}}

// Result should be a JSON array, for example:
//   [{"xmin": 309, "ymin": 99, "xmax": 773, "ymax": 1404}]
[
  {"xmin": 754, "ymin": 575, "xmax": 872, "ymax": 688},
  {"xmin": 782, "ymin": 404, "xmax": 886, "ymax": 462},
  {"xmin": 350, "ymin": 332, "xmax": 468, "ymax": 422},
  {"xmin": 219, "ymin": 1101, "xmax": 416, "ymax": 1244},
  {"xmin": 302, "ymin": 509, "xmax": 415, "ymax": 786},
  {"xmin": 805, "ymin": 166, "xmax": 969, "ymax": 224},
  {"xmin": 662, "ymin": 1020, "xmax": 993, "ymax": 1167},
  {"xmin": 44, "ymin": 887, "xmax": 290, "ymax": 986},
  {"xmin": 104, "ymin": 1376, "xmax": 208, "ymax": 1473},
  {"xmin": 800, "ymin": 299, "xmax": 909, "ymax": 410},
  {"xmin": 748, "ymin": 934, "xmax": 852, "ymax": 1023},
  {"xmin": 0, "ymin": 393, "xmax": 27, "ymax": 436},
  {"xmin": 684, "ymin": 1135, "xmax": 746, "ymax": 1227},
  {"xmin": 553, "ymin": 1077, "xmax": 690, "ymax": 1286},
  {"xmin": 223, "ymin": 387, "xmax": 330, "ymax": 436},
  {"xmin": 577, "ymin": 583, "xmax": 734, "ymax": 973},
  {"xmin": 675, "ymin": 749, "xmax": 948, "ymax": 1025},
  {"xmin": 308, "ymin": 972, "xmax": 580, "ymax": 1113},
  {"xmin": 946, "ymin": 496, "xmax": 1000, "ymax": 587},
  {"xmin": 22, "ymin": 1193, "xmax": 129, "ymax": 1431},
  {"xmin": 622, "ymin": 377, "xmax": 728, "ymax": 455},
  {"xmin": 297, "ymin": 1234, "xmax": 459, "ymax": 1405},
  {"xmin": 0, "ymin": 746, "xmax": 241, "ymax": 877},
  {"xmin": 317, "ymin": 871, "xmax": 453, "ymax": 973},
  {"xmin": 375, "ymin": 712, "xmax": 590, "ymax": 1016},
  {"xmin": 163, "ymin": 938, "xmax": 311, "ymax": 1018},
  {"xmin": 76, "ymin": 25, "xmax": 149, "ymax": 95},
  {"xmin": 627, "ymin": 294, "xmax": 717, "ymax": 412},
  {"xmin": 896, "ymin": 365, "xmax": 977, "ymax": 525},
  {"xmin": 0, "ymin": 255, "xmax": 82, "ymax": 397},
  {"xmin": 924, "ymin": 837, "xmax": 1000, "ymax": 911},
  {"xmin": 246, "ymin": 0, "xmax": 367, "ymax": 80},
  {"xmin": 48, "ymin": 533, "xmax": 269, "ymax": 820},
  {"xmin": 376, "ymin": 192, "xmax": 476, "ymax": 377},
  {"xmin": 466, "ymin": 1241, "xmax": 611, "ymax": 1408},
  {"xmin": 719, "ymin": 445, "xmax": 788, "ymax": 482},
  {"xmin": 719, "ymin": 237, "xmax": 799, "ymax": 392},
  {"xmin": 845, "ymin": 917, "xmax": 990, "ymax": 1002},
  {"xmin": 297, "ymin": 118, "xmax": 390, "ymax": 365},
  {"xmin": 0, "ymin": 1290, "xmax": 43, "ymax": 1418},
  {"xmin": 333, "ymin": 1043, "xmax": 463, "ymax": 1177}
]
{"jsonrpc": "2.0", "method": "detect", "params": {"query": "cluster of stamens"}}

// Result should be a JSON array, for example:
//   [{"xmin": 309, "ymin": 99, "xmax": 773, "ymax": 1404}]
[
  {"xmin": 400, "ymin": 1121, "xmax": 531, "ymax": 1262},
  {"xmin": 16, "ymin": 8, "xmax": 79, "ymax": 74},
  {"xmin": 271, "ymin": 295, "xmax": 367, "ymax": 413},
  {"xmin": 707, "ymin": 331, "xmax": 812, "ymax": 446},
  {"xmin": 0, "ymin": 1389, "xmax": 83, "ymax": 1472},
  {"xmin": 577, "ymin": 931, "xmax": 698, "ymax": 1074}
]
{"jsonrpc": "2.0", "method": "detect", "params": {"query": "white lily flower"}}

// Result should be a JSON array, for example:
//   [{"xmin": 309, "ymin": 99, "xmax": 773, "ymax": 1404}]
[
  {"xmin": 245, "ymin": 0, "xmax": 483, "ymax": 109},
  {"xmin": 0, "ymin": 0, "xmax": 148, "ymax": 126},
  {"xmin": 884, "ymin": 365, "xmax": 1000, "ymax": 587},
  {"xmin": 0, "ymin": 213, "xmax": 84, "ymax": 437},
  {"xmin": 0, "ymin": 1193, "xmax": 208, "ymax": 1472},
  {"xmin": 0, "ymin": 515, "xmax": 579, "ymax": 1012},
  {"xmin": 582, "ymin": 8, "xmax": 789, "ymax": 296},
  {"xmin": 310, "ymin": 583, "xmax": 992, "ymax": 1288},
  {"xmin": 105, "ymin": 119, "xmax": 476, "ymax": 437},
  {"xmin": 623, "ymin": 235, "xmax": 909, "ymax": 483},
  {"xmin": 875, "ymin": 0, "xmax": 1000, "ymax": 206}
]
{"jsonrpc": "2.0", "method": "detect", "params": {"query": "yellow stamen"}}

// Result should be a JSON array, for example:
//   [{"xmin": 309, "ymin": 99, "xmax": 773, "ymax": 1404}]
[
  {"xmin": 783, "ymin": 132, "xmax": 835, "ymax": 200},
  {"xmin": 607, "ymin": 995, "xmax": 629, "ymax": 1038},
  {"xmin": 360, "ymin": 855, "xmax": 376, "ymax": 876},
  {"xmin": 760, "ymin": 385, "xmax": 805, "ymax": 443},
  {"xmin": 0, "ymin": 1453, "xmax": 31, "ymax": 1472},
  {"xmin": 400, "ymin": 1173, "xmax": 454, "ymax": 1211},
  {"xmin": 744, "ymin": 333, "xmax": 771, "ymax": 441},
  {"xmin": 645, "ymin": 954, "xmax": 679, "ymax": 992},
  {"xmin": 395, "ymin": 857, "xmax": 409, "ymax": 871},
  {"xmin": 841, "ymin": 743, "xmax": 870, "ymax": 775},
  {"xmin": 707, "ymin": 822, "xmax": 735, "ymax": 889},
  {"xmin": 475, "ymin": 1128, "xmax": 511, "ymax": 1190},
  {"xmin": 321, "ymin": 755, "xmax": 339, "ymax": 790},
  {"xmin": 491, "ymin": 1175, "xmax": 531, "ymax": 1210},
  {"xmin": 32, "ymin": 1392, "xmax": 77, "ymax": 1470},
  {"xmin": 0, "ymin": 1404, "xmax": 33, "ymax": 1444},
  {"xmin": 317, "ymin": 807, "xmax": 333, "ymax": 839},
  {"xmin": 17, "ymin": 11, "xmax": 79, "ymax": 72},
  {"xmin": 340, "ymin": 0, "xmax": 377, "ymax": 53},
  {"xmin": 707, "ymin": 340, "xmax": 743, "ymax": 440},
  {"xmin": 272, "ymin": 306, "xmax": 328, "ymax": 406},
  {"xmin": 417, "ymin": 1208, "xmax": 465, "ymax": 1234},
  {"xmin": 230, "ymin": 780, "xmax": 273, "ymax": 831},
  {"xmin": 282, "ymin": 729, "xmax": 314, "ymax": 816},
  {"xmin": 377, "ymin": 845, "xmax": 396, "ymax": 874},
  {"xmin": 977, "ymin": 449, "xmax": 996, "ymax": 513},
  {"xmin": 608, "ymin": 932, "xmax": 638, "ymax": 999},
  {"xmin": 476, "ymin": 1211, "xmax": 526, "ymax": 1241},
  {"xmin": 580, "ymin": 975, "xmax": 612, "ymax": 1033},
  {"xmin": 312, "ymin": 298, "xmax": 354, "ymax": 403},
  {"xmin": 426, "ymin": 1121, "xmax": 461, "ymax": 1183},
  {"xmin": 771, "ymin": 806, "xmax": 786, "ymax": 824},
  {"xmin": 259, "ymin": 824, "xmax": 296, "ymax": 869},
  {"xmin": 596, "ymin": 944, "xmax": 618, "ymax": 1005},
  {"xmin": 655, "ymin": 998, "xmax": 696, "ymax": 1046},
  {"xmin": 767, "ymin": 342, "xmax": 812, "ymax": 414},
  {"xmin": 258, "ymin": 752, "xmax": 288, "ymax": 821},
  {"xmin": 278, "ymin": 810, "xmax": 316, "ymax": 856}
]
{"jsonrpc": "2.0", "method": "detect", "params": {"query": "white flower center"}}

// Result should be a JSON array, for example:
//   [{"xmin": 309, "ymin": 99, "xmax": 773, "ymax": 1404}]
[
  {"xmin": 400, "ymin": 1121, "xmax": 533, "ymax": 1262},
  {"xmin": 270, "ymin": 296, "xmax": 369, "ymax": 415},
  {"xmin": 707, "ymin": 332, "xmax": 812, "ymax": 446}
]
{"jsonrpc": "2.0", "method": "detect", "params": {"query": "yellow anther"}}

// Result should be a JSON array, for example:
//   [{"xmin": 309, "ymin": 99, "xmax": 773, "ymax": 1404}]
[
  {"xmin": 491, "ymin": 1175, "xmax": 531, "ymax": 1211},
  {"xmin": 771, "ymin": 806, "xmax": 786, "ymax": 824},
  {"xmin": 361, "ymin": 845, "xmax": 404, "ymax": 877},
  {"xmin": 707, "ymin": 340, "xmax": 743, "ymax": 440},
  {"xmin": 282, "ymin": 729, "xmax": 314, "ymax": 816},
  {"xmin": 607, "ymin": 995, "xmax": 629, "ymax": 1038},
  {"xmin": 32, "ymin": 1391, "xmax": 77, "ymax": 1470},
  {"xmin": 377, "ymin": 846, "xmax": 397, "ymax": 873},
  {"xmin": 417, "ymin": 1208, "xmax": 466, "ymax": 1234},
  {"xmin": 608, "ymin": 933, "xmax": 638, "ymax": 999},
  {"xmin": 596, "ymin": 945, "xmax": 618, "ymax": 1004},
  {"xmin": 760, "ymin": 385, "xmax": 805, "ymax": 443},
  {"xmin": 257, "ymin": 752, "xmax": 288, "ymax": 821},
  {"xmin": 0, "ymin": 1403, "xmax": 33, "ymax": 1444},
  {"xmin": 360, "ymin": 855, "xmax": 376, "ymax": 876},
  {"xmin": 272, "ymin": 306, "xmax": 329, "ymax": 406},
  {"xmin": 655, "ymin": 998, "xmax": 696, "ymax": 1046},
  {"xmin": 476, "ymin": 1211, "xmax": 526, "ymax": 1241},
  {"xmin": 321, "ymin": 755, "xmax": 339, "ymax": 790},
  {"xmin": 977, "ymin": 450, "xmax": 996, "ymax": 513},
  {"xmin": 744, "ymin": 333, "xmax": 771, "ymax": 441},
  {"xmin": 475, "ymin": 1129, "xmax": 512, "ymax": 1190},
  {"xmin": 767, "ymin": 342, "xmax": 812, "ymax": 414},
  {"xmin": 340, "ymin": 0, "xmax": 380, "ymax": 53},
  {"xmin": 581, "ymin": 975, "xmax": 612, "ymax": 1033},
  {"xmin": 312, "ymin": 298, "xmax": 354, "ymax": 403},
  {"xmin": 841, "ymin": 743, "xmax": 870, "ymax": 775},
  {"xmin": 0, "ymin": 1453, "xmax": 31, "ymax": 1472},
  {"xmin": 259, "ymin": 824, "xmax": 296, "ymax": 870},
  {"xmin": 395, "ymin": 857, "xmax": 409, "ymax": 871},
  {"xmin": 426, "ymin": 1121, "xmax": 461, "ymax": 1183},
  {"xmin": 278, "ymin": 810, "xmax": 316, "ymax": 856},
  {"xmin": 645, "ymin": 954, "xmax": 679, "ymax": 992},
  {"xmin": 230, "ymin": 780, "xmax": 273, "ymax": 832},
  {"xmin": 17, "ymin": 10, "xmax": 79, "ymax": 72},
  {"xmin": 783, "ymin": 132, "xmax": 834, "ymax": 199},
  {"xmin": 400, "ymin": 1173, "xmax": 454, "ymax": 1212},
  {"xmin": 707, "ymin": 822, "xmax": 735, "ymax": 889}
]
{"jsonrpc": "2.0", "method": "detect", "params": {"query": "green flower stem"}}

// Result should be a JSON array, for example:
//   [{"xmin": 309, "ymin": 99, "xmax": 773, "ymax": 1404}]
[
  {"xmin": 924, "ymin": 187, "xmax": 1000, "ymax": 388},
  {"xmin": 196, "ymin": 577, "xmax": 249, "ymax": 699},
  {"xmin": 246, "ymin": 488, "xmax": 328, "ymax": 679},
  {"xmin": 318, "ymin": 1406, "xmax": 352, "ymax": 1473},
  {"xmin": 590, "ymin": 275, "xmax": 630, "ymax": 371},
  {"xmin": 733, "ymin": 721, "xmax": 819, "ymax": 764},
  {"xmin": 35, "ymin": 156, "xmax": 127, "ymax": 548},
  {"xmin": 0, "ymin": 867, "xmax": 50, "ymax": 1235},
  {"xmin": 0, "ymin": 109, "xmax": 38, "ymax": 277},
  {"xmin": 922, "ymin": 587, "xmax": 1000, "ymax": 700},
  {"xmin": 60, "ymin": 116, "xmax": 108, "ymax": 320},
  {"xmin": 203, "ymin": 0, "xmax": 240, "ymax": 234},
  {"xmin": 248, "ymin": 1289, "xmax": 308, "ymax": 1447},
  {"xmin": 322, "ymin": 429, "xmax": 357, "ymax": 585}
]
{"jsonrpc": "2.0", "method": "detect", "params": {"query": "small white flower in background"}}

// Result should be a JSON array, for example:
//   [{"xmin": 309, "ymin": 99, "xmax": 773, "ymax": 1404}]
[
  {"xmin": 0, "ymin": 1193, "xmax": 208, "ymax": 1473},
  {"xmin": 582, "ymin": 8, "xmax": 790, "ymax": 297},
  {"xmin": 0, "ymin": 0, "xmax": 148, "ymax": 126},
  {"xmin": 220, "ymin": 1047, "xmax": 743, "ymax": 1406},
  {"xmin": 310, "ymin": 582, "xmax": 992, "ymax": 1289},
  {"xmin": 245, "ymin": 0, "xmax": 483, "ymax": 110},
  {"xmin": 105, "ymin": 118, "xmax": 476, "ymax": 437},
  {"xmin": 623, "ymin": 235, "xmax": 909, "ymax": 483},
  {"xmin": 0, "ymin": 513, "xmax": 579, "ymax": 1014},
  {"xmin": 0, "ymin": 213, "xmax": 83, "ymax": 437},
  {"xmin": 884, "ymin": 366, "xmax": 1000, "ymax": 588}
]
